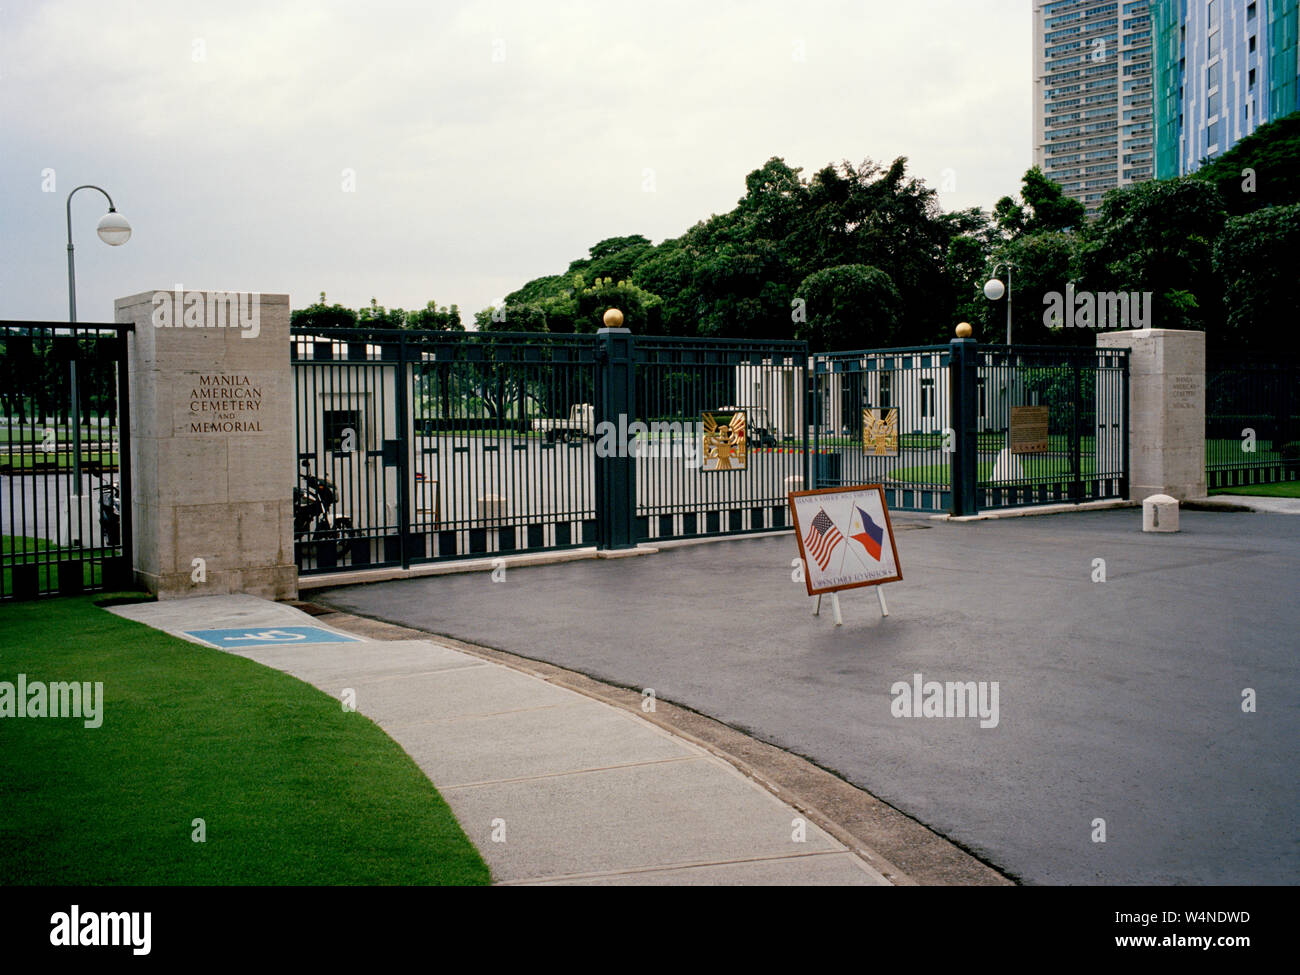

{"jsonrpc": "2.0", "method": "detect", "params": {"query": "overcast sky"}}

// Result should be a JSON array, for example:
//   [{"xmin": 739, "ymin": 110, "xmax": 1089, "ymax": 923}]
[{"xmin": 0, "ymin": 0, "xmax": 1032, "ymax": 324}]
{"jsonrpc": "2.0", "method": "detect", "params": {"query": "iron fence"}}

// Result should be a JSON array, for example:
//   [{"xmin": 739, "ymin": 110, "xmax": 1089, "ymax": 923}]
[
  {"xmin": 809, "ymin": 342, "xmax": 1128, "ymax": 514},
  {"xmin": 633, "ymin": 336, "xmax": 809, "ymax": 540},
  {"xmin": 0, "ymin": 322, "xmax": 133, "ymax": 599},
  {"xmin": 973, "ymin": 345, "xmax": 1128, "ymax": 510},
  {"xmin": 291, "ymin": 328, "xmax": 599, "ymax": 574},
  {"xmin": 1206, "ymin": 356, "xmax": 1299, "ymax": 490},
  {"xmin": 810, "ymin": 346, "xmax": 951, "ymax": 513}
]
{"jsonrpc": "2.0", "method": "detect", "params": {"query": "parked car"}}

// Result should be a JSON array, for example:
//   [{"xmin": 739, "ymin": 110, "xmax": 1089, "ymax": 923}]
[{"xmin": 532, "ymin": 403, "xmax": 595, "ymax": 443}]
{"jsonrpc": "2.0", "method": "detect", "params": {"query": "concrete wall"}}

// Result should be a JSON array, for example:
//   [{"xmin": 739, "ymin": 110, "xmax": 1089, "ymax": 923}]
[{"xmin": 116, "ymin": 289, "xmax": 296, "ymax": 599}]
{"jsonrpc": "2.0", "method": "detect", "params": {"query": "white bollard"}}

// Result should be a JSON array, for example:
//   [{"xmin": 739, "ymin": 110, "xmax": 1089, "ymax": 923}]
[
  {"xmin": 784, "ymin": 475, "xmax": 804, "ymax": 494},
  {"xmin": 1142, "ymin": 493, "xmax": 1179, "ymax": 533}
]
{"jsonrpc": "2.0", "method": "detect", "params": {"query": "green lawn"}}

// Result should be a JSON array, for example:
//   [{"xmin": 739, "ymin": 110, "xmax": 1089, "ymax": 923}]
[
  {"xmin": 0, "ymin": 595, "xmax": 490, "ymax": 885},
  {"xmin": 1210, "ymin": 481, "xmax": 1300, "ymax": 498},
  {"xmin": 890, "ymin": 455, "xmax": 1096, "ymax": 485},
  {"xmin": 0, "ymin": 451, "xmax": 119, "ymax": 472},
  {"xmin": 2, "ymin": 536, "xmax": 103, "ymax": 594}
]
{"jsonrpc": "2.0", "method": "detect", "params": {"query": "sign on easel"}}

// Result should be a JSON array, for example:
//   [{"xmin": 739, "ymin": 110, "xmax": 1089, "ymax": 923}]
[{"xmin": 788, "ymin": 484, "xmax": 903, "ymax": 625}]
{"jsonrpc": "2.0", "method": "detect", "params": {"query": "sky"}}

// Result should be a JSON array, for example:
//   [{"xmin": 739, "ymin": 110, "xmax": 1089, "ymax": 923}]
[{"xmin": 0, "ymin": 0, "xmax": 1033, "ymax": 325}]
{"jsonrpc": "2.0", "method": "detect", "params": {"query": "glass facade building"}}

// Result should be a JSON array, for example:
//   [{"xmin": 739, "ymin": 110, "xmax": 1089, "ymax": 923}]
[{"xmin": 1151, "ymin": 0, "xmax": 1299, "ymax": 177}]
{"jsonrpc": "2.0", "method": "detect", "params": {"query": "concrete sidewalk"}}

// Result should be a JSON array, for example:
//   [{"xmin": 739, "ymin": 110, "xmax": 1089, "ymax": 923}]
[{"xmin": 110, "ymin": 594, "xmax": 890, "ymax": 886}]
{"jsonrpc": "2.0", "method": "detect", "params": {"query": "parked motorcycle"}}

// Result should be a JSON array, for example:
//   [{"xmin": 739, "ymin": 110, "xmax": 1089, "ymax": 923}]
[
  {"xmin": 293, "ymin": 460, "xmax": 357, "ymax": 560},
  {"xmin": 86, "ymin": 462, "xmax": 120, "ymax": 548}
]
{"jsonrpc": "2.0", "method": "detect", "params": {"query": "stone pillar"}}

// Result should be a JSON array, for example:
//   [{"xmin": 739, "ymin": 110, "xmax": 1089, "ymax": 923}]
[
  {"xmin": 1097, "ymin": 328, "xmax": 1206, "ymax": 501},
  {"xmin": 115, "ymin": 288, "xmax": 297, "ymax": 599}
]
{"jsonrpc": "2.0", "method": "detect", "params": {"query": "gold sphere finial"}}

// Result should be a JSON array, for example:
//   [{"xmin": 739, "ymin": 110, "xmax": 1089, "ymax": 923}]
[
  {"xmin": 955, "ymin": 322, "xmax": 973, "ymax": 338},
  {"xmin": 603, "ymin": 308, "xmax": 624, "ymax": 328}
]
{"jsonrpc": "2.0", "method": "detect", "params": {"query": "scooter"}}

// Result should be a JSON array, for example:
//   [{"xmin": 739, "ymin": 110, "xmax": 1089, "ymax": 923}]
[
  {"xmin": 87, "ymin": 464, "xmax": 121, "ymax": 548},
  {"xmin": 293, "ymin": 460, "xmax": 357, "ymax": 559}
]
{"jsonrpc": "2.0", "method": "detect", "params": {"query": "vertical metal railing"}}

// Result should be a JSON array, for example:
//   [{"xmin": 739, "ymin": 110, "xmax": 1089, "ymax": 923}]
[
  {"xmin": 633, "ymin": 335, "xmax": 808, "ymax": 541},
  {"xmin": 290, "ymin": 327, "xmax": 600, "ymax": 574},
  {"xmin": 1205, "ymin": 356, "xmax": 1299, "ymax": 490},
  {"xmin": 809, "ymin": 346, "xmax": 952, "ymax": 513},
  {"xmin": 971, "ymin": 344, "xmax": 1129, "ymax": 511},
  {"xmin": 0, "ymin": 321, "xmax": 133, "ymax": 599}
]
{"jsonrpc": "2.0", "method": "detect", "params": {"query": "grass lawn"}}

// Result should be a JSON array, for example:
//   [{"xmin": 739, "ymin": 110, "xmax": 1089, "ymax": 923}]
[
  {"xmin": 0, "ymin": 451, "xmax": 119, "ymax": 472},
  {"xmin": 890, "ymin": 455, "xmax": 1096, "ymax": 485},
  {"xmin": 1210, "ymin": 481, "xmax": 1300, "ymax": 498},
  {"xmin": 0, "ymin": 595, "xmax": 490, "ymax": 885},
  {"xmin": 2, "ymin": 536, "xmax": 103, "ymax": 594}
]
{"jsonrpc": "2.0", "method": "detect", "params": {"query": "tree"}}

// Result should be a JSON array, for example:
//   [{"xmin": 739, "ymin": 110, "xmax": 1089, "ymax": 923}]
[
  {"xmin": 995, "ymin": 167, "xmax": 1085, "ymax": 238},
  {"xmin": 986, "ymin": 232, "xmax": 1081, "ymax": 345},
  {"xmin": 572, "ymin": 276, "xmax": 663, "ymax": 334},
  {"xmin": 290, "ymin": 292, "xmax": 358, "ymax": 330},
  {"xmin": 356, "ymin": 298, "xmax": 406, "ymax": 329},
  {"xmin": 1079, "ymin": 177, "xmax": 1227, "ymax": 332},
  {"xmin": 568, "ymin": 235, "xmax": 655, "ymax": 283},
  {"xmin": 630, "ymin": 238, "xmax": 698, "ymax": 335},
  {"xmin": 1212, "ymin": 204, "xmax": 1300, "ymax": 355},
  {"xmin": 406, "ymin": 300, "xmax": 463, "ymax": 332},
  {"xmin": 1194, "ymin": 110, "xmax": 1300, "ymax": 216},
  {"xmin": 474, "ymin": 304, "xmax": 547, "ymax": 332},
  {"xmin": 793, "ymin": 264, "xmax": 902, "ymax": 352}
]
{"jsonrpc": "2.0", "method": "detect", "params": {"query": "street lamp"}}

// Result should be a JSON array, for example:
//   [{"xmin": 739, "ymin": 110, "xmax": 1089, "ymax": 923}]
[
  {"xmin": 66, "ymin": 185, "xmax": 131, "ymax": 496},
  {"xmin": 984, "ymin": 262, "xmax": 1016, "ymax": 346}
]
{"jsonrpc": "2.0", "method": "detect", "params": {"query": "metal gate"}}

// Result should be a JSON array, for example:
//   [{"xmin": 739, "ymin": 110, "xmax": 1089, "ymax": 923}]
[
  {"xmin": 1206, "ymin": 355, "xmax": 1299, "ymax": 490},
  {"xmin": 810, "ymin": 342, "xmax": 1128, "ymax": 514},
  {"xmin": 0, "ymin": 321, "xmax": 133, "ymax": 599},
  {"xmin": 634, "ymin": 336, "xmax": 808, "ymax": 542},
  {"xmin": 291, "ymin": 327, "xmax": 813, "ymax": 575},
  {"xmin": 811, "ymin": 346, "xmax": 951, "ymax": 513},
  {"xmin": 291, "ymin": 329, "xmax": 1133, "ymax": 576},
  {"xmin": 291, "ymin": 327, "xmax": 598, "ymax": 574}
]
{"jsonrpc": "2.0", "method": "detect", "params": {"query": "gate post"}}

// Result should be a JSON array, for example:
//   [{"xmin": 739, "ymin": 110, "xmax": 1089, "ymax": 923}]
[
  {"xmin": 596, "ymin": 310, "xmax": 636, "ymax": 550},
  {"xmin": 115, "ymin": 288, "xmax": 296, "ymax": 599},
  {"xmin": 1098, "ymin": 328, "xmax": 1205, "ymax": 500},
  {"xmin": 949, "ymin": 330, "xmax": 979, "ymax": 516}
]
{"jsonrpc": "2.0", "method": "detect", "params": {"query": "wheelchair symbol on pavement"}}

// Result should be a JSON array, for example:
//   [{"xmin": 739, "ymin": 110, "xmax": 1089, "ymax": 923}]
[{"xmin": 183, "ymin": 626, "xmax": 362, "ymax": 649}]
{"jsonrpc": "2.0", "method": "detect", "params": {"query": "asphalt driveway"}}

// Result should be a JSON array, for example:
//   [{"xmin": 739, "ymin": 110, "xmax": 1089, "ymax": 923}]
[{"xmin": 314, "ymin": 508, "xmax": 1300, "ymax": 885}]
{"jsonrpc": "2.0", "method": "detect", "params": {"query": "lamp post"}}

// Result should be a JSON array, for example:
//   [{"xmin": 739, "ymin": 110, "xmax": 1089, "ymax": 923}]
[
  {"xmin": 66, "ymin": 185, "xmax": 131, "ymax": 496},
  {"xmin": 983, "ymin": 262, "xmax": 1016, "ymax": 346}
]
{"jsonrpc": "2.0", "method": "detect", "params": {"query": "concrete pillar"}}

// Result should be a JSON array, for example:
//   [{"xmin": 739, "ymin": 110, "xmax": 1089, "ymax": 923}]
[
  {"xmin": 115, "ymin": 288, "xmax": 297, "ymax": 599},
  {"xmin": 1098, "ymin": 328, "xmax": 1206, "ymax": 501}
]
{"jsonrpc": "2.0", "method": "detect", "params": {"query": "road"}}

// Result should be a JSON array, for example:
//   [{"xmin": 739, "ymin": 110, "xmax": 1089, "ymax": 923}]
[{"xmin": 314, "ymin": 507, "xmax": 1300, "ymax": 885}]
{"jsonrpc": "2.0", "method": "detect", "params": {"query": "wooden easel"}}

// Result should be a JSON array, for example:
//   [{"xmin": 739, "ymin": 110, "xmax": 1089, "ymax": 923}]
[{"xmin": 813, "ymin": 586, "xmax": 889, "ymax": 626}]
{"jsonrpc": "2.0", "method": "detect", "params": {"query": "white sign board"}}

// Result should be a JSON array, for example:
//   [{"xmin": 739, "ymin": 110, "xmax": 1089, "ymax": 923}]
[{"xmin": 788, "ymin": 484, "xmax": 903, "ymax": 596}]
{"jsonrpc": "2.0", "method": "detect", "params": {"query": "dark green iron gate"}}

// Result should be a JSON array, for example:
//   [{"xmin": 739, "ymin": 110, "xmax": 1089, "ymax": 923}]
[
  {"xmin": 1206, "ymin": 356, "xmax": 1299, "ymax": 491},
  {"xmin": 0, "ymin": 322, "xmax": 134, "ymax": 599},
  {"xmin": 809, "ymin": 341, "xmax": 1128, "ymax": 514}
]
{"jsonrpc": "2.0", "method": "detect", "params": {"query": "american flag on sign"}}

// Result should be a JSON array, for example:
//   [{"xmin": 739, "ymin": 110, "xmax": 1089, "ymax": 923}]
[{"xmin": 805, "ymin": 508, "xmax": 844, "ymax": 571}]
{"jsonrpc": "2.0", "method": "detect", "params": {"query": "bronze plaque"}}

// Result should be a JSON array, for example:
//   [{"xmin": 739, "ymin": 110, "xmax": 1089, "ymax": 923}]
[{"xmin": 1008, "ymin": 405, "xmax": 1049, "ymax": 454}]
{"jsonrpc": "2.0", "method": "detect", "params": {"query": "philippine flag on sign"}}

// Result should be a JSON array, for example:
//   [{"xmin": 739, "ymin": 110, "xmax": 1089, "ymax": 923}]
[{"xmin": 851, "ymin": 505, "xmax": 884, "ymax": 561}]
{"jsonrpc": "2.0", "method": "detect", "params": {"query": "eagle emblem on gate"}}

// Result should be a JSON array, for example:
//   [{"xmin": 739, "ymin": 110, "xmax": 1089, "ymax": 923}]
[
  {"xmin": 862, "ymin": 408, "xmax": 899, "ymax": 456},
  {"xmin": 701, "ymin": 410, "xmax": 747, "ymax": 471}
]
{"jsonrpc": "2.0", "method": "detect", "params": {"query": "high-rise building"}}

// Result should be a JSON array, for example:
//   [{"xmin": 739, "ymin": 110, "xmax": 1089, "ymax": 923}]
[
  {"xmin": 1033, "ymin": 1, "xmax": 1156, "ymax": 213},
  {"xmin": 1154, "ymin": 0, "xmax": 1300, "ymax": 178}
]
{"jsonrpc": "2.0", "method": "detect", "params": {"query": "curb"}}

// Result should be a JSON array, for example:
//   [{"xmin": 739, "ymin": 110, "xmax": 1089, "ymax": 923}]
[{"xmin": 296, "ymin": 601, "xmax": 1015, "ymax": 887}]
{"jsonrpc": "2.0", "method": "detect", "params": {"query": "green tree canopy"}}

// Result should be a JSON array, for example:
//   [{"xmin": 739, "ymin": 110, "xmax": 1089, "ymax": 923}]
[
  {"xmin": 794, "ymin": 264, "xmax": 902, "ymax": 352},
  {"xmin": 1079, "ymin": 177, "xmax": 1227, "ymax": 332},
  {"xmin": 290, "ymin": 292, "xmax": 358, "ymax": 330},
  {"xmin": 1194, "ymin": 110, "xmax": 1300, "ymax": 215},
  {"xmin": 1212, "ymin": 203, "xmax": 1300, "ymax": 355}
]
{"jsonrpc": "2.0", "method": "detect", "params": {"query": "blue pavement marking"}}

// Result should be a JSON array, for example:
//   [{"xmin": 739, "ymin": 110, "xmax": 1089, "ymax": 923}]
[{"xmin": 183, "ymin": 626, "xmax": 361, "ymax": 649}]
